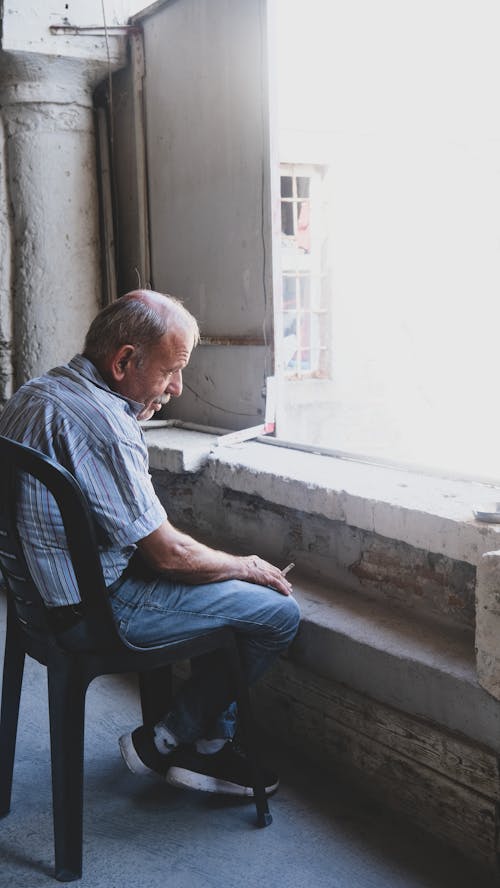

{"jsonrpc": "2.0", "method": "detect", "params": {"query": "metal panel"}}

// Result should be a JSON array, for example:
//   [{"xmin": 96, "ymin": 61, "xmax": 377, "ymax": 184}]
[
  {"xmin": 141, "ymin": 0, "xmax": 273, "ymax": 333},
  {"xmin": 134, "ymin": 0, "xmax": 274, "ymax": 426}
]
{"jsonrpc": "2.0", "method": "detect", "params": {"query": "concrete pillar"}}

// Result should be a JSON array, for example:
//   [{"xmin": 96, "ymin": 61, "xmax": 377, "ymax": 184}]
[
  {"xmin": 476, "ymin": 549, "xmax": 500, "ymax": 700},
  {"xmin": 0, "ymin": 51, "xmax": 106, "ymax": 388}
]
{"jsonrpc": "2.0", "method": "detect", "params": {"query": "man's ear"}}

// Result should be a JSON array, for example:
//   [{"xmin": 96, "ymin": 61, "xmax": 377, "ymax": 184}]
[{"xmin": 110, "ymin": 344, "xmax": 136, "ymax": 382}]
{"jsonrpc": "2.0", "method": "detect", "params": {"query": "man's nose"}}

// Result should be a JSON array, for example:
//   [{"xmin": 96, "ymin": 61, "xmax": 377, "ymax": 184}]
[{"xmin": 167, "ymin": 369, "xmax": 183, "ymax": 398}]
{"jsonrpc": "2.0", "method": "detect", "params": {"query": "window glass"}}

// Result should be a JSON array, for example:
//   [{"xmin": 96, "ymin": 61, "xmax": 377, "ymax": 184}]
[
  {"xmin": 279, "ymin": 165, "xmax": 328, "ymax": 379},
  {"xmin": 274, "ymin": 0, "xmax": 500, "ymax": 481}
]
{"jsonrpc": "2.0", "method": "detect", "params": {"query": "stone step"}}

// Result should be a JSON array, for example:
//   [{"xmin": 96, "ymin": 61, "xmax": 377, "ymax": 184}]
[{"xmin": 290, "ymin": 575, "xmax": 500, "ymax": 753}]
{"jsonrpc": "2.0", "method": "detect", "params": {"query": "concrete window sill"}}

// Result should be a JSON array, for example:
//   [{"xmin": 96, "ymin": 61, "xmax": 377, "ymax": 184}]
[{"xmin": 144, "ymin": 425, "xmax": 500, "ymax": 567}]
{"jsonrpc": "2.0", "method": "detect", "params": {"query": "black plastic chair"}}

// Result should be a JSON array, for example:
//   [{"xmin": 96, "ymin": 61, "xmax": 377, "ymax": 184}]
[{"xmin": 0, "ymin": 436, "xmax": 271, "ymax": 882}]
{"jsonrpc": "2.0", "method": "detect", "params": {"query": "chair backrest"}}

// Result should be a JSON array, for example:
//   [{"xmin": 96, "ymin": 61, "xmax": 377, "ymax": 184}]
[{"xmin": 0, "ymin": 436, "xmax": 121, "ymax": 650}]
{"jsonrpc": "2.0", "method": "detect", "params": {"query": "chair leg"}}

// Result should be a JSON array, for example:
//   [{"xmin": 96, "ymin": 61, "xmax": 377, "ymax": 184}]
[
  {"xmin": 226, "ymin": 641, "xmax": 272, "ymax": 828},
  {"xmin": 0, "ymin": 617, "xmax": 25, "ymax": 817},
  {"xmin": 139, "ymin": 665, "xmax": 173, "ymax": 727},
  {"xmin": 47, "ymin": 662, "xmax": 87, "ymax": 882}
]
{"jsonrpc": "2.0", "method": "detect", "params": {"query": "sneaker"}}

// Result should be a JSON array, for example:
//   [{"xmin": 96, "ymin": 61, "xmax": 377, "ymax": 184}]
[
  {"xmin": 166, "ymin": 741, "xmax": 279, "ymax": 797},
  {"xmin": 119, "ymin": 725, "xmax": 172, "ymax": 779}
]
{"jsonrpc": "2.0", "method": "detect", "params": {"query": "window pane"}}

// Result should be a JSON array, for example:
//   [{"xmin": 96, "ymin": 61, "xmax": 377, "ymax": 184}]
[
  {"xmin": 281, "ymin": 201, "xmax": 294, "ymax": 236},
  {"xmin": 274, "ymin": 1, "xmax": 500, "ymax": 480},
  {"xmin": 299, "ymin": 276, "xmax": 311, "ymax": 309},
  {"xmin": 296, "ymin": 201, "xmax": 310, "ymax": 252},
  {"xmin": 283, "ymin": 275, "xmax": 297, "ymax": 308},
  {"xmin": 279, "ymin": 167, "xmax": 326, "ymax": 379},
  {"xmin": 281, "ymin": 175, "xmax": 293, "ymax": 198},
  {"xmin": 297, "ymin": 177, "xmax": 310, "ymax": 198}
]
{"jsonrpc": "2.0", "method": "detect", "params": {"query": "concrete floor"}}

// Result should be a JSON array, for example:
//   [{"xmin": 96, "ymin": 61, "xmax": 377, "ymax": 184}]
[{"xmin": 0, "ymin": 648, "xmax": 497, "ymax": 888}]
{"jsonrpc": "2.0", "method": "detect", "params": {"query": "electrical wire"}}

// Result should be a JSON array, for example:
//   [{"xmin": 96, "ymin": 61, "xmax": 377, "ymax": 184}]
[{"xmin": 183, "ymin": 382, "xmax": 260, "ymax": 417}]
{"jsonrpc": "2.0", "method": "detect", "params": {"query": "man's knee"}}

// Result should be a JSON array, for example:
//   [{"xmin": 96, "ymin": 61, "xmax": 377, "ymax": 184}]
[{"xmin": 278, "ymin": 593, "xmax": 301, "ymax": 644}]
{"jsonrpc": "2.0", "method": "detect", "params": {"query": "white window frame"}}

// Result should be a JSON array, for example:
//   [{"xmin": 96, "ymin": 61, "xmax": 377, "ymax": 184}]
[{"xmin": 279, "ymin": 163, "xmax": 329, "ymax": 380}]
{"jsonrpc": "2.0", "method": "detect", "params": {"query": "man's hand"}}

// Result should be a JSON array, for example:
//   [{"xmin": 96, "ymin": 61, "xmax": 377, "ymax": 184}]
[{"xmin": 239, "ymin": 555, "xmax": 292, "ymax": 596}]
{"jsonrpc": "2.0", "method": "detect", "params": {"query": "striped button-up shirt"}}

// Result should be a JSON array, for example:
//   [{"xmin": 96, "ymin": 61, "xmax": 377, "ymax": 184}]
[{"xmin": 0, "ymin": 355, "xmax": 167, "ymax": 606}]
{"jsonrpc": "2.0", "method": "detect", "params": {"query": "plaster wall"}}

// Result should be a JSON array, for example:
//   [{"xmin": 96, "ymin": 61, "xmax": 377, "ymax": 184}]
[
  {"xmin": 0, "ymin": 53, "xmax": 105, "ymax": 386},
  {"xmin": 2, "ymin": 0, "xmax": 133, "ymax": 63},
  {"xmin": 0, "ymin": 2, "xmax": 132, "ymax": 391}
]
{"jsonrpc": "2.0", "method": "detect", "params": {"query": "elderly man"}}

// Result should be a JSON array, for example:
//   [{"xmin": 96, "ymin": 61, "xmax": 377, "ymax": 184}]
[{"xmin": 0, "ymin": 290, "xmax": 300, "ymax": 797}]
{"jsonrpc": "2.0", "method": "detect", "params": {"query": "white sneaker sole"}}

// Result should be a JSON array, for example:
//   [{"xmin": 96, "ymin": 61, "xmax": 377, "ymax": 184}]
[
  {"xmin": 118, "ymin": 732, "xmax": 154, "ymax": 777},
  {"xmin": 167, "ymin": 766, "xmax": 279, "ymax": 797}
]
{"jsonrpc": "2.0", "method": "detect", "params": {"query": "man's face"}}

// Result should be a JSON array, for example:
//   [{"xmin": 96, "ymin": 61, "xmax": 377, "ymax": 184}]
[{"xmin": 120, "ymin": 327, "xmax": 193, "ymax": 421}]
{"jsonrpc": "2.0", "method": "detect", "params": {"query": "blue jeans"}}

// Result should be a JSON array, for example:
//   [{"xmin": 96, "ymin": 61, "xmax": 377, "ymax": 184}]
[{"xmin": 108, "ymin": 574, "xmax": 300, "ymax": 743}]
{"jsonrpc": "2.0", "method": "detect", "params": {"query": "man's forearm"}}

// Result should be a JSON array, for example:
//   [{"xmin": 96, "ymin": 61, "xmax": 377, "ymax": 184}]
[
  {"xmin": 153, "ymin": 532, "xmax": 248, "ymax": 583},
  {"xmin": 137, "ymin": 520, "xmax": 292, "ymax": 595}
]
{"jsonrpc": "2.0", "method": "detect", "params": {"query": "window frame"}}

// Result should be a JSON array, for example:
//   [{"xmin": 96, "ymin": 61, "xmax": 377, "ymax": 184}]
[{"xmin": 279, "ymin": 162, "xmax": 330, "ymax": 381}]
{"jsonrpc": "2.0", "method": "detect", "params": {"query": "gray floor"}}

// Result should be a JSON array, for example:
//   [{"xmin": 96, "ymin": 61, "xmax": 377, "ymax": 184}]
[{"xmin": 0, "ymin": 652, "xmax": 498, "ymax": 888}]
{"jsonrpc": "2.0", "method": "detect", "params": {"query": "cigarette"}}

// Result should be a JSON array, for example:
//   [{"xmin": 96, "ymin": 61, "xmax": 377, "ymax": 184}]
[{"xmin": 282, "ymin": 562, "xmax": 295, "ymax": 577}]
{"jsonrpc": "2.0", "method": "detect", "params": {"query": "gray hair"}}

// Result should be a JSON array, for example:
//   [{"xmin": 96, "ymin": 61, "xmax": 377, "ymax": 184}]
[{"xmin": 83, "ymin": 295, "xmax": 199, "ymax": 366}]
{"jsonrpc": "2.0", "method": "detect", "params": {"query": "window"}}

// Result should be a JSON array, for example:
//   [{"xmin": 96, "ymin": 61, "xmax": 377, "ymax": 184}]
[
  {"xmin": 273, "ymin": 0, "xmax": 500, "ymax": 482},
  {"xmin": 280, "ymin": 164, "xmax": 329, "ymax": 379}
]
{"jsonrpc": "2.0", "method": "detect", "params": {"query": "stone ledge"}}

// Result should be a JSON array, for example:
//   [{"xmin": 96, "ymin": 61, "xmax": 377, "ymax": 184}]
[
  {"xmin": 210, "ymin": 441, "xmax": 500, "ymax": 567},
  {"xmin": 144, "ymin": 427, "xmax": 500, "ymax": 566},
  {"xmin": 291, "ymin": 577, "xmax": 500, "ymax": 753},
  {"xmin": 144, "ymin": 425, "xmax": 219, "ymax": 473}
]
